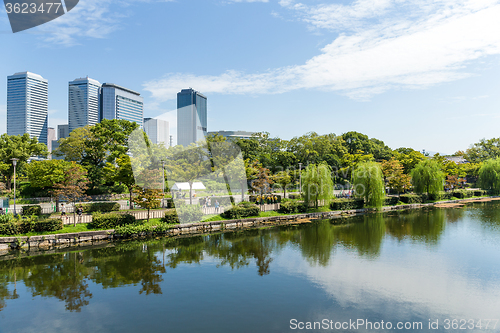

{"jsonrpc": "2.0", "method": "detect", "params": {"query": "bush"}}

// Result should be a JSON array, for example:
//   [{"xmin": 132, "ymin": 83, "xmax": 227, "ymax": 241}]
[
  {"xmin": 221, "ymin": 204, "xmax": 260, "ymax": 219},
  {"xmin": 473, "ymin": 189, "xmax": 487, "ymax": 197},
  {"xmin": 82, "ymin": 202, "xmax": 120, "ymax": 213},
  {"xmin": 399, "ymin": 194, "xmax": 423, "ymax": 204},
  {"xmin": 22, "ymin": 205, "xmax": 42, "ymax": 216},
  {"xmin": 177, "ymin": 205, "xmax": 204, "ymax": 223},
  {"xmin": 279, "ymin": 199, "xmax": 308, "ymax": 214},
  {"xmin": 89, "ymin": 213, "xmax": 136, "ymax": 229},
  {"xmin": 31, "ymin": 219, "xmax": 63, "ymax": 232},
  {"xmin": 250, "ymin": 195, "xmax": 281, "ymax": 204},
  {"xmin": 384, "ymin": 196, "xmax": 399, "ymax": 206},
  {"xmin": 162, "ymin": 210, "xmax": 180, "ymax": 224},
  {"xmin": 0, "ymin": 222, "xmax": 20, "ymax": 235},
  {"xmin": 0, "ymin": 213, "xmax": 15, "ymax": 224},
  {"xmin": 330, "ymin": 198, "xmax": 364, "ymax": 211},
  {"xmin": 115, "ymin": 222, "xmax": 177, "ymax": 237},
  {"xmin": 451, "ymin": 189, "xmax": 473, "ymax": 199}
]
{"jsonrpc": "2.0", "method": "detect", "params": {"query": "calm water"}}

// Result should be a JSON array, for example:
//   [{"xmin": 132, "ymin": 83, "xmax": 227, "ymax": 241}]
[{"xmin": 1, "ymin": 202, "xmax": 500, "ymax": 333}]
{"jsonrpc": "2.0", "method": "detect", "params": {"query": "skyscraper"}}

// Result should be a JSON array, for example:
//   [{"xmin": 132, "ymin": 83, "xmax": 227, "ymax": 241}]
[
  {"xmin": 58, "ymin": 124, "xmax": 69, "ymax": 139},
  {"xmin": 68, "ymin": 77, "xmax": 101, "ymax": 133},
  {"xmin": 177, "ymin": 88, "xmax": 207, "ymax": 146},
  {"xmin": 144, "ymin": 118, "xmax": 170, "ymax": 148},
  {"xmin": 101, "ymin": 83, "xmax": 144, "ymax": 127},
  {"xmin": 7, "ymin": 71, "xmax": 48, "ymax": 145},
  {"xmin": 47, "ymin": 127, "xmax": 56, "ymax": 152}
]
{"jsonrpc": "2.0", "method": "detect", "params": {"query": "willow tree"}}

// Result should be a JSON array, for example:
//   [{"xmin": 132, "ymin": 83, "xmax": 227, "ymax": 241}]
[
  {"xmin": 352, "ymin": 161, "xmax": 385, "ymax": 209},
  {"xmin": 411, "ymin": 159, "xmax": 444, "ymax": 196},
  {"xmin": 478, "ymin": 158, "xmax": 500, "ymax": 194},
  {"xmin": 302, "ymin": 162, "xmax": 334, "ymax": 209}
]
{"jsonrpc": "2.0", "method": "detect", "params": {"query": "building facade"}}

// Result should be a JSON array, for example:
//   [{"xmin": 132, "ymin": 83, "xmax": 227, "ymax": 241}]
[
  {"xmin": 101, "ymin": 83, "xmax": 144, "ymax": 127},
  {"xmin": 47, "ymin": 127, "xmax": 56, "ymax": 152},
  {"xmin": 144, "ymin": 118, "xmax": 170, "ymax": 148},
  {"xmin": 177, "ymin": 88, "xmax": 207, "ymax": 146},
  {"xmin": 58, "ymin": 124, "xmax": 69, "ymax": 140},
  {"xmin": 7, "ymin": 71, "xmax": 48, "ymax": 145},
  {"xmin": 68, "ymin": 77, "xmax": 101, "ymax": 133}
]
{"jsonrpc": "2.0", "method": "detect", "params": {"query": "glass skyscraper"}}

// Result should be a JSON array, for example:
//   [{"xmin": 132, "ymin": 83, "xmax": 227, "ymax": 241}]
[
  {"xmin": 68, "ymin": 77, "xmax": 101, "ymax": 133},
  {"xmin": 177, "ymin": 88, "xmax": 207, "ymax": 146},
  {"xmin": 101, "ymin": 83, "xmax": 144, "ymax": 127},
  {"xmin": 144, "ymin": 118, "xmax": 169, "ymax": 148},
  {"xmin": 7, "ymin": 71, "xmax": 48, "ymax": 145}
]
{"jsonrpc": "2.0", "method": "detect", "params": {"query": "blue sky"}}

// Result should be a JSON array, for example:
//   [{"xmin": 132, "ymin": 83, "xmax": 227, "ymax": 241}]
[{"xmin": 1, "ymin": 0, "xmax": 500, "ymax": 154}]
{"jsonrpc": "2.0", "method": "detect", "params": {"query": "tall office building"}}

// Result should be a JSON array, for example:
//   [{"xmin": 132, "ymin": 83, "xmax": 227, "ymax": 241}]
[
  {"xmin": 177, "ymin": 88, "xmax": 207, "ymax": 146},
  {"xmin": 144, "ymin": 118, "xmax": 169, "ymax": 148},
  {"xmin": 101, "ymin": 83, "xmax": 144, "ymax": 127},
  {"xmin": 68, "ymin": 77, "xmax": 101, "ymax": 133},
  {"xmin": 47, "ymin": 127, "xmax": 56, "ymax": 152},
  {"xmin": 7, "ymin": 71, "xmax": 48, "ymax": 145},
  {"xmin": 58, "ymin": 124, "xmax": 69, "ymax": 139}
]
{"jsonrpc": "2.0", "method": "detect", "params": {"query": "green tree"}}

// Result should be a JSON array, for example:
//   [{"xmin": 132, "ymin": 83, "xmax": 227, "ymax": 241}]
[
  {"xmin": 56, "ymin": 119, "xmax": 139, "ymax": 189},
  {"xmin": 465, "ymin": 138, "xmax": 500, "ymax": 163},
  {"xmin": 380, "ymin": 158, "xmax": 412, "ymax": 196},
  {"xmin": 25, "ymin": 160, "xmax": 80, "ymax": 190},
  {"xmin": 104, "ymin": 155, "xmax": 136, "ymax": 209},
  {"xmin": 272, "ymin": 171, "xmax": 292, "ymax": 198},
  {"xmin": 478, "ymin": 158, "xmax": 500, "ymax": 194},
  {"xmin": 52, "ymin": 164, "xmax": 90, "ymax": 226},
  {"xmin": 302, "ymin": 162, "xmax": 334, "ymax": 209},
  {"xmin": 393, "ymin": 148, "xmax": 426, "ymax": 174},
  {"xmin": 352, "ymin": 161, "xmax": 385, "ymax": 209},
  {"xmin": 0, "ymin": 133, "xmax": 48, "ymax": 189},
  {"xmin": 411, "ymin": 159, "xmax": 444, "ymax": 196}
]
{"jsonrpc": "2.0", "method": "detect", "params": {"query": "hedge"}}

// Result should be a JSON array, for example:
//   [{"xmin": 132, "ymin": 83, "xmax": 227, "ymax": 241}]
[
  {"xmin": 384, "ymin": 196, "xmax": 400, "ymax": 206},
  {"xmin": 0, "ymin": 218, "xmax": 63, "ymax": 235},
  {"xmin": 221, "ymin": 204, "xmax": 260, "ymax": 219},
  {"xmin": 0, "ymin": 213, "xmax": 14, "ymax": 224},
  {"xmin": 451, "ymin": 189, "xmax": 474, "ymax": 199},
  {"xmin": 22, "ymin": 205, "xmax": 42, "ymax": 216},
  {"xmin": 473, "ymin": 190, "xmax": 487, "ymax": 197},
  {"xmin": 330, "ymin": 198, "xmax": 364, "ymax": 211},
  {"xmin": 279, "ymin": 199, "xmax": 308, "ymax": 214},
  {"xmin": 82, "ymin": 202, "xmax": 120, "ymax": 213},
  {"xmin": 399, "ymin": 194, "xmax": 423, "ymax": 204},
  {"xmin": 89, "ymin": 213, "xmax": 136, "ymax": 229}
]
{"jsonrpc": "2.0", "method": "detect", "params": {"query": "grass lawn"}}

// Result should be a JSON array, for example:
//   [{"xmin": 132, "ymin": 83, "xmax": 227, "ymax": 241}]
[{"xmin": 0, "ymin": 223, "xmax": 98, "ymax": 238}]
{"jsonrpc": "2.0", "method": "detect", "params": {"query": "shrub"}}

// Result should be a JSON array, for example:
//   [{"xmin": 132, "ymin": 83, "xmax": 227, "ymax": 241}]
[
  {"xmin": 0, "ymin": 213, "xmax": 15, "ymax": 224},
  {"xmin": 0, "ymin": 222, "xmax": 20, "ymax": 235},
  {"xmin": 279, "ymin": 199, "xmax": 308, "ymax": 214},
  {"xmin": 177, "ymin": 205, "xmax": 204, "ymax": 223},
  {"xmin": 221, "ymin": 204, "xmax": 260, "ymax": 219},
  {"xmin": 22, "ymin": 205, "xmax": 42, "ymax": 216},
  {"xmin": 473, "ymin": 189, "xmax": 487, "ymax": 197},
  {"xmin": 384, "ymin": 196, "xmax": 399, "ymax": 206},
  {"xmin": 330, "ymin": 198, "xmax": 364, "ymax": 211},
  {"xmin": 250, "ymin": 195, "xmax": 282, "ymax": 204},
  {"xmin": 89, "ymin": 213, "xmax": 135, "ymax": 229},
  {"xmin": 31, "ymin": 219, "xmax": 63, "ymax": 232},
  {"xmin": 450, "ymin": 189, "xmax": 473, "ymax": 199},
  {"xmin": 115, "ymin": 222, "xmax": 176, "ymax": 237},
  {"xmin": 399, "ymin": 194, "xmax": 422, "ymax": 204},
  {"xmin": 82, "ymin": 202, "xmax": 120, "ymax": 213},
  {"xmin": 162, "ymin": 210, "xmax": 180, "ymax": 224}
]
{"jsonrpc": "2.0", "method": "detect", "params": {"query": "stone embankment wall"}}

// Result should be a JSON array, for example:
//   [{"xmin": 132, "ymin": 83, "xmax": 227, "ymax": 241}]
[{"xmin": 0, "ymin": 198, "xmax": 492, "ymax": 256}]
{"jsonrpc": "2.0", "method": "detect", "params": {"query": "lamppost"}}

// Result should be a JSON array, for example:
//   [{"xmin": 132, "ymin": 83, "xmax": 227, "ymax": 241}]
[
  {"xmin": 11, "ymin": 158, "xmax": 19, "ymax": 216},
  {"xmin": 298, "ymin": 162, "xmax": 303, "ymax": 194},
  {"xmin": 161, "ymin": 159, "xmax": 165, "ymax": 208}
]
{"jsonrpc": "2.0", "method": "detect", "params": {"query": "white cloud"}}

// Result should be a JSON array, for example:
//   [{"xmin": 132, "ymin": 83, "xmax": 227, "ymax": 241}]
[{"xmin": 143, "ymin": 1, "xmax": 500, "ymax": 101}]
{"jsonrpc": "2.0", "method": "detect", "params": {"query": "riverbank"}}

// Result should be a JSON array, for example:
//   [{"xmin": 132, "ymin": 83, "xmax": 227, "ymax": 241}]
[{"xmin": 1, "ymin": 196, "xmax": 498, "ymax": 257}]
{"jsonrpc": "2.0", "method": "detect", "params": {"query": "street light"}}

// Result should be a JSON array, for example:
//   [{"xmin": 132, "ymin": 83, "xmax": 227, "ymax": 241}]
[
  {"xmin": 11, "ymin": 158, "xmax": 19, "ymax": 216},
  {"xmin": 298, "ymin": 162, "xmax": 303, "ymax": 194},
  {"xmin": 161, "ymin": 159, "xmax": 165, "ymax": 208}
]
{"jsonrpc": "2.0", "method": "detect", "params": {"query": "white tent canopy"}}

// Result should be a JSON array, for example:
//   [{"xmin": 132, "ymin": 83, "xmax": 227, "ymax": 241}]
[{"xmin": 171, "ymin": 182, "xmax": 206, "ymax": 191}]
